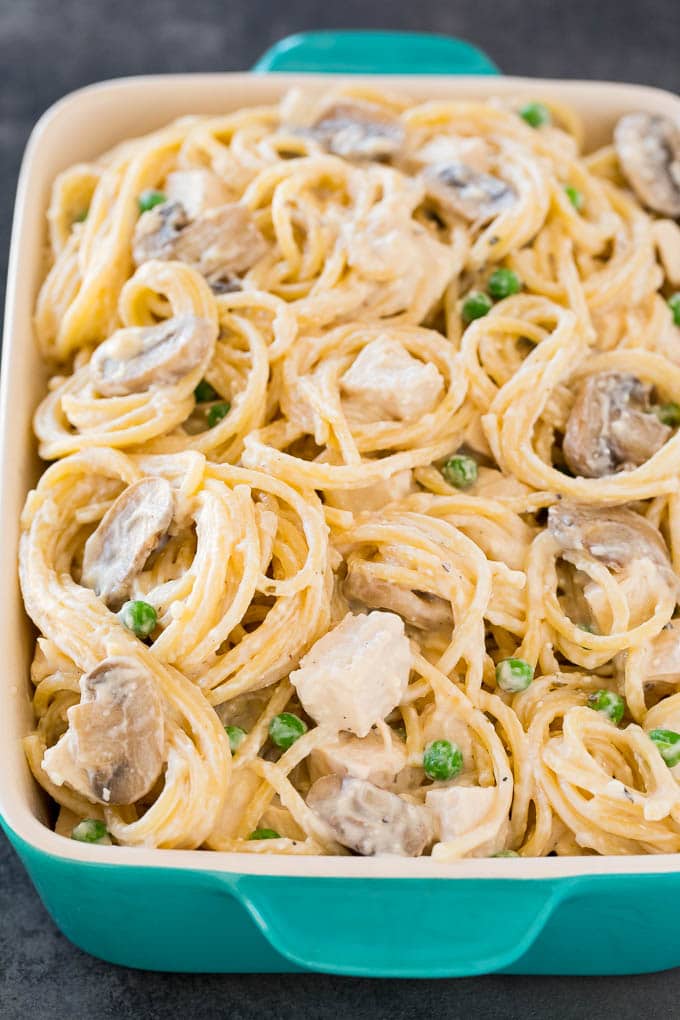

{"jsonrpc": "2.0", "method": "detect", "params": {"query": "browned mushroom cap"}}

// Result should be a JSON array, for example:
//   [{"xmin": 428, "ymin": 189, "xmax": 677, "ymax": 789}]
[
  {"xmin": 81, "ymin": 477, "xmax": 174, "ymax": 609},
  {"xmin": 133, "ymin": 201, "xmax": 267, "ymax": 281},
  {"xmin": 90, "ymin": 315, "xmax": 216, "ymax": 397},
  {"xmin": 307, "ymin": 774, "xmax": 434, "ymax": 856},
  {"xmin": 305, "ymin": 101, "xmax": 405, "ymax": 160},
  {"xmin": 344, "ymin": 562, "xmax": 452, "ymax": 631},
  {"xmin": 614, "ymin": 113, "xmax": 680, "ymax": 217},
  {"xmin": 547, "ymin": 502, "xmax": 672, "ymax": 573},
  {"xmin": 563, "ymin": 372, "xmax": 670, "ymax": 478},
  {"xmin": 422, "ymin": 162, "xmax": 515, "ymax": 223},
  {"xmin": 43, "ymin": 656, "xmax": 164, "ymax": 805}
]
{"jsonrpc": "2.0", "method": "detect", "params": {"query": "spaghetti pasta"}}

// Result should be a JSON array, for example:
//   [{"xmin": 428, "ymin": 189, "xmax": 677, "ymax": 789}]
[{"xmin": 18, "ymin": 85, "xmax": 680, "ymax": 858}]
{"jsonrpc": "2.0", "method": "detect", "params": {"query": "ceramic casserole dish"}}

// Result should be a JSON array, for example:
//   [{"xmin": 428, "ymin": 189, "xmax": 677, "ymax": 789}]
[{"xmin": 2, "ymin": 30, "xmax": 680, "ymax": 977}]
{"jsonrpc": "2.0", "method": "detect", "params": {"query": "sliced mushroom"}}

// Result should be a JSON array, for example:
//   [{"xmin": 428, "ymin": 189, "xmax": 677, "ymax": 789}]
[
  {"xmin": 304, "ymin": 101, "xmax": 404, "ymax": 161},
  {"xmin": 307, "ymin": 774, "xmax": 433, "ymax": 856},
  {"xmin": 90, "ymin": 315, "xmax": 216, "ymax": 396},
  {"xmin": 309, "ymin": 731, "xmax": 408, "ymax": 789},
  {"xmin": 547, "ymin": 502, "xmax": 672, "ymax": 573},
  {"xmin": 133, "ymin": 201, "xmax": 267, "ymax": 282},
  {"xmin": 81, "ymin": 477, "xmax": 174, "ymax": 609},
  {"xmin": 42, "ymin": 656, "xmax": 164, "ymax": 805},
  {"xmin": 132, "ymin": 200, "xmax": 189, "ymax": 263},
  {"xmin": 344, "ymin": 561, "xmax": 452, "ymax": 630},
  {"xmin": 614, "ymin": 112, "xmax": 680, "ymax": 217},
  {"xmin": 563, "ymin": 372, "xmax": 670, "ymax": 478},
  {"xmin": 422, "ymin": 162, "xmax": 516, "ymax": 223}
]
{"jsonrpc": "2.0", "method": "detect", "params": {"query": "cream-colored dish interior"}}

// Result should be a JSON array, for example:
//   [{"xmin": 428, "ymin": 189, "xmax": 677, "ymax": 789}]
[{"xmin": 4, "ymin": 72, "xmax": 680, "ymax": 877}]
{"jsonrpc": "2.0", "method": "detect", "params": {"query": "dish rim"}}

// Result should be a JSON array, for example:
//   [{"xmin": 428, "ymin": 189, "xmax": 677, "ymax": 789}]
[{"xmin": 3, "ymin": 69, "xmax": 680, "ymax": 880}]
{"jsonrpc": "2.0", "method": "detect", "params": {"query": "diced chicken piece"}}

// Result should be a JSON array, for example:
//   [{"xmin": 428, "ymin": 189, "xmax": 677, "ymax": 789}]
[
  {"xmin": 416, "ymin": 135, "xmax": 491, "ymax": 174},
  {"xmin": 344, "ymin": 562, "xmax": 453, "ymax": 630},
  {"xmin": 309, "ymin": 731, "xmax": 407, "ymax": 788},
  {"xmin": 563, "ymin": 372, "xmax": 670, "ymax": 478},
  {"xmin": 290, "ymin": 611, "xmax": 412, "ymax": 737},
  {"xmin": 81, "ymin": 477, "xmax": 174, "ymax": 610},
  {"xmin": 653, "ymin": 219, "xmax": 680, "ymax": 287},
  {"xmin": 614, "ymin": 113, "xmax": 680, "ymax": 217},
  {"xmin": 307, "ymin": 774, "xmax": 434, "ymax": 856},
  {"xmin": 43, "ymin": 656, "xmax": 165, "ymax": 806},
  {"xmin": 90, "ymin": 315, "xmax": 216, "ymax": 396},
  {"xmin": 164, "ymin": 170, "xmax": 230, "ymax": 220},
  {"xmin": 645, "ymin": 622, "xmax": 680, "ymax": 684},
  {"xmin": 340, "ymin": 336, "xmax": 444, "ymax": 422},
  {"xmin": 324, "ymin": 469, "xmax": 414, "ymax": 513},
  {"xmin": 426, "ymin": 785, "xmax": 507, "ymax": 856}
]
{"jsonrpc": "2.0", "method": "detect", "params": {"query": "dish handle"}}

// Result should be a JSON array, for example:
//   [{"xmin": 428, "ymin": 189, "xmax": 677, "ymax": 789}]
[
  {"xmin": 233, "ymin": 875, "xmax": 573, "ymax": 978},
  {"xmin": 252, "ymin": 30, "xmax": 499, "ymax": 76}
]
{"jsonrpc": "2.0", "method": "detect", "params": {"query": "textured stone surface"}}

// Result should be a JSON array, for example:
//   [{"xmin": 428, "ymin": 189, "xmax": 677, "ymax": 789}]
[{"xmin": 2, "ymin": 0, "xmax": 680, "ymax": 1014}]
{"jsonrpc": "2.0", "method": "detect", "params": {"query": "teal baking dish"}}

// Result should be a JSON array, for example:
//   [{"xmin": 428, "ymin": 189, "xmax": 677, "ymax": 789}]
[{"xmin": 3, "ymin": 30, "xmax": 680, "ymax": 977}]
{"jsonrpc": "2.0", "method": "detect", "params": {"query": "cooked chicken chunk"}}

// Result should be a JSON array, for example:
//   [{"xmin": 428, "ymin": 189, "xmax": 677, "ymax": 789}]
[
  {"xmin": 309, "ymin": 731, "xmax": 407, "ymax": 789},
  {"xmin": 324, "ymin": 469, "xmax": 415, "ymax": 513},
  {"xmin": 81, "ymin": 477, "xmax": 174, "ymax": 610},
  {"xmin": 43, "ymin": 656, "xmax": 165, "ymax": 805},
  {"xmin": 644, "ymin": 622, "xmax": 680, "ymax": 684},
  {"xmin": 164, "ymin": 169, "xmax": 230, "ymax": 219},
  {"xmin": 563, "ymin": 372, "xmax": 670, "ymax": 478},
  {"xmin": 614, "ymin": 112, "xmax": 680, "ymax": 217},
  {"xmin": 290, "ymin": 611, "xmax": 412, "ymax": 737},
  {"xmin": 340, "ymin": 336, "xmax": 444, "ymax": 422},
  {"xmin": 307, "ymin": 774, "xmax": 433, "ymax": 856},
  {"xmin": 90, "ymin": 315, "xmax": 216, "ymax": 396},
  {"xmin": 426, "ymin": 785, "xmax": 507, "ymax": 856}
]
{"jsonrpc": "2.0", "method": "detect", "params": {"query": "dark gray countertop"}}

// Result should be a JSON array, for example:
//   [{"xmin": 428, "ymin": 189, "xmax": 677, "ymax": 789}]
[{"xmin": 1, "ymin": 0, "xmax": 679, "ymax": 1015}]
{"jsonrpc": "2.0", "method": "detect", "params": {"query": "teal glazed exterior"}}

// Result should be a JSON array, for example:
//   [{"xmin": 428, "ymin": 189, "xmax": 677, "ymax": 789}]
[
  {"xmin": 6, "ymin": 819, "xmax": 680, "ymax": 976},
  {"xmin": 3, "ymin": 31, "xmax": 680, "ymax": 977}
]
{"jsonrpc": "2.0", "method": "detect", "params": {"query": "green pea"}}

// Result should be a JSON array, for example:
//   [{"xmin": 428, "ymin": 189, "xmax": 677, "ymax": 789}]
[
  {"xmin": 488, "ymin": 267, "xmax": 522, "ymax": 300},
  {"xmin": 225, "ymin": 725, "xmax": 247, "ymax": 752},
  {"xmin": 194, "ymin": 379, "xmax": 219, "ymax": 403},
  {"xmin": 669, "ymin": 294, "xmax": 680, "ymax": 327},
  {"xmin": 71, "ymin": 819, "xmax": 110, "ymax": 844},
  {"xmin": 493, "ymin": 850, "xmax": 519, "ymax": 858},
  {"xmin": 496, "ymin": 657, "xmax": 534, "ymax": 693},
  {"xmin": 441, "ymin": 454, "xmax": 478, "ymax": 489},
  {"xmin": 73, "ymin": 209, "xmax": 88, "ymax": 224},
  {"xmin": 118, "ymin": 599, "xmax": 157, "ymax": 639},
  {"xmin": 249, "ymin": 828, "xmax": 280, "ymax": 840},
  {"xmin": 462, "ymin": 291, "xmax": 492, "ymax": 323},
  {"xmin": 269, "ymin": 712, "xmax": 307, "ymax": 749},
  {"xmin": 587, "ymin": 689, "xmax": 625, "ymax": 725},
  {"xmin": 649, "ymin": 728, "xmax": 680, "ymax": 767},
  {"xmin": 655, "ymin": 402, "xmax": 680, "ymax": 427},
  {"xmin": 564, "ymin": 185, "xmax": 584, "ymax": 211},
  {"xmin": 207, "ymin": 401, "xmax": 231, "ymax": 428},
  {"xmin": 138, "ymin": 189, "xmax": 166, "ymax": 213},
  {"xmin": 423, "ymin": 739, "xmax": 463, "ymax": 781},
  {"xmin": 519, "ymin": 102, "xmax": 551, "ymax": 128}
]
